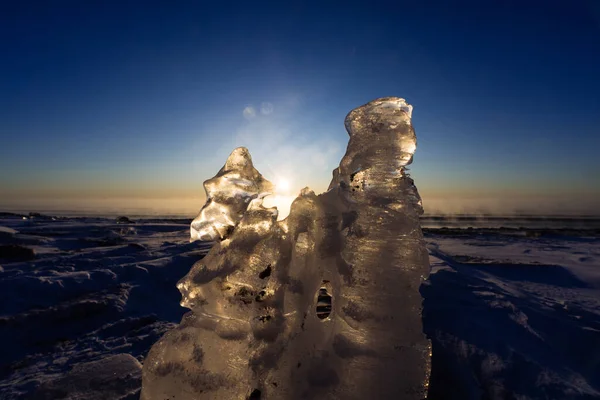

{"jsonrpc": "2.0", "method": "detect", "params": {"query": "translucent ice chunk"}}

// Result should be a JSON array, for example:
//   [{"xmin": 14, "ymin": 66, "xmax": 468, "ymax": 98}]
[
  {"xmin": 190, "ymin": 147, "xmax": 274, "ymax": 242},
  {"xmin": 331, "ymin": 96, "xmax": 423, "ymax": 214},
  {"xmin": 142, "ymin": 97, "xmax": 431, "ymax": 400}
]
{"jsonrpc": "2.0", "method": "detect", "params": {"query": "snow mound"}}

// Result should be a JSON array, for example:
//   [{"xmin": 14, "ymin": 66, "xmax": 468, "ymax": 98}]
[{"xmin": 34, "ymin": 354, "xmax": 142, "ymax": 400}]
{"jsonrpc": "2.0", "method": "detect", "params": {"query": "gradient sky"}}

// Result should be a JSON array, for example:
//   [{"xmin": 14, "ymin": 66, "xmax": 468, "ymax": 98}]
[{"xmin": 1, "ymin": 0, "xmax": 599, "ymax": 216}]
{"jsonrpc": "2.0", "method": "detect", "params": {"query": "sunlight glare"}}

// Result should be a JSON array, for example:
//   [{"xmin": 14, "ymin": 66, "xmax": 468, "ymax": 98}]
[
  {"xmin": 262, "ymin": 194, "xmax": 295, "ymax": 221},
  {"xmin": 263, "ymin": 175, "xmax": 295, "ymax": 221},
  {"xmin": 277, "ymin": 177, "xmax": 291, "ymax": 194}
]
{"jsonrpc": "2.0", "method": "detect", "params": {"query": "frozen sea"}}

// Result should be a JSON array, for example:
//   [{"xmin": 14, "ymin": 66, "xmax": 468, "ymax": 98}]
[{"xmin": 0, "ymin": 213, "xmax": 598, "ymax": 399}]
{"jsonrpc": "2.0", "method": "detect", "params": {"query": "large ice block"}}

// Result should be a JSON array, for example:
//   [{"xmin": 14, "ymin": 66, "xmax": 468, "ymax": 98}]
[{"xmin": 141, "ymin": 97, "xmax": 431, "ymax": 400}]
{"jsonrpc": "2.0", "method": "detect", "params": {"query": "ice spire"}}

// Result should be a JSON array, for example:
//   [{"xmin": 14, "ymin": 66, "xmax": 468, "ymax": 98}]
[{"xmin": 190, "ymin": 147, "xmax": 274, "ymax": 242}]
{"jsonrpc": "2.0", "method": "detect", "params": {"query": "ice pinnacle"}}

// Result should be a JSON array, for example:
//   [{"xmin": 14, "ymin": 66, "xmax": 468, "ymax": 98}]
[
  {"xmin": 190, "ymin": 147, "xmax": 274, "ymax": 242},
  {"xmin": 141, "ymin": 97, "xmax": 431, "ymax": 400}
]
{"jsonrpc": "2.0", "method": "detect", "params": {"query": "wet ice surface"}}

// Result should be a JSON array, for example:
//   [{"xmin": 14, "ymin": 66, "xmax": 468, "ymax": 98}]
[{"xmin": 0, "ymin": 215, "xmax": 599, "ymax": 399}]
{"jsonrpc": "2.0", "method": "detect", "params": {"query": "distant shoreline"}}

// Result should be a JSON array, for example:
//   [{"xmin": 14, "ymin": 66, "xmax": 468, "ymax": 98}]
[
  {"xmin": 2, "ymin": 211, "xmax": 600, "ymax": 230},
  {"xmin": 2, "ymin": 210, "xmax": 599, "ymax": 219}
]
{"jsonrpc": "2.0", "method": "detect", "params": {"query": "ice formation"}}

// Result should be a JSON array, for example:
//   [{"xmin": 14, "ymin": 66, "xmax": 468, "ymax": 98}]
[
  {"xmin": 190, "ymin": 147, "xmax": 274, "ymax": 242},
  {"xmin": 141, "ymin": 97, "xmax": 431, "ymax": 399}
]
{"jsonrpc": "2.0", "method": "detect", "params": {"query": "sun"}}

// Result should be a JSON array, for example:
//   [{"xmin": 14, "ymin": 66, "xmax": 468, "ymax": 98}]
[
  {"xmin": 262, "ymin": 176, "xmax": 295, "ymax": 221},
  {"xmin": 276, "ymin": 177, "xmax": 291, "ymax": 193}
]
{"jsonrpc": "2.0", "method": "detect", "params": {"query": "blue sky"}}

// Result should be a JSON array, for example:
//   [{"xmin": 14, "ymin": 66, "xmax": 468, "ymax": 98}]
[{"xmin": 1, "ymin": 0, "xmax": 599, "ymax": 215}]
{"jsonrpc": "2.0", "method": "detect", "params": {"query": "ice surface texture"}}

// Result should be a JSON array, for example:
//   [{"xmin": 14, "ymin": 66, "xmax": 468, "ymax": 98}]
[{"xmin": 141, "ymin": 97, "xmax": 431, "ymax": 399}]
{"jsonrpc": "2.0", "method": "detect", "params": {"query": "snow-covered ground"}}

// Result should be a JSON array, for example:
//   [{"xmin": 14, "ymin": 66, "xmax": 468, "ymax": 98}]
[
  {"xmin": 423, "ymin": 228, "xmax": 600, "ymax": 399},
  {"xmin": 0, "ymin": 214, "xmax": 598, "ymax": 399},
  {"xmin": 0, "ymin": 214, "xmax": 212, "ymax": 399}
]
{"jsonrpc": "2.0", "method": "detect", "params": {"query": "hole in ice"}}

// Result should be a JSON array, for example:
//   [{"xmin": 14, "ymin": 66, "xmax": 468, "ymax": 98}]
[
  {"xmin": 258, "ymin": 265, "xmax": 272, "ymax": 279},
  {"xmin": 255, "ymin": 290, "xmax": 267, "ymax": 302},
  {"xmin": 257, "ymin": 314, "xmax": 272, "ymax": 322},
  {"xmin": 236, "ymin": 287, "xmax": 255, "ymax": 304},
  {"xmin": 248, "ymin": 388, "xmax": 261, "ymax": 399},
  {"xmin": 316, "ymin": 281, "xmax": 332, "ymax": 320}
]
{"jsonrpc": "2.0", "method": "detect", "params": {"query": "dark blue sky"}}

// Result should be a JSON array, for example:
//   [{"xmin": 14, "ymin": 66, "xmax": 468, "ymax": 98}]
[{"xmin": 1, "ymin": 0, "xmax": 599, "ymax": 215}]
